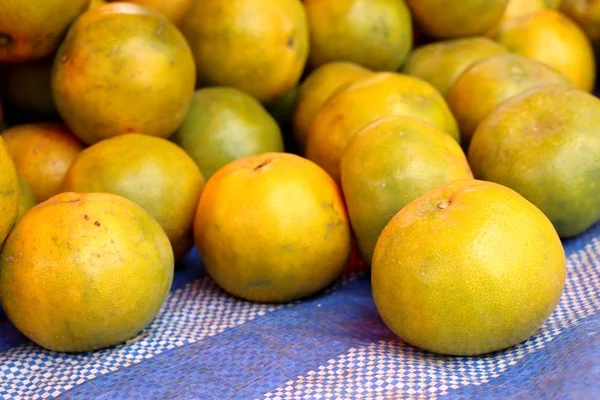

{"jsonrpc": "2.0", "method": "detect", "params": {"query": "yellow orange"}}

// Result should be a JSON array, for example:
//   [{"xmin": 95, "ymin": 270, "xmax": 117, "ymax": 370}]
[
  {"xmin": 372, "ymin": 179, "xmax": 566, "ymax": 356},
  {"xmin": 194, "ymin": 152, "xmax": 351, "ymax": 303},
  {"xmin": 2, "ymin": 123, "xmax": 84, "ymax": 202},
  {"xmin": 496, "ymin": 9, "xmax": 596, "ymax": 91},
  {"xmin": 0, "ymin": 192, "xmax": 174, "ymax": 352},
  {"xmin": 306, "ymin": 72, "xmax": 459, "ymax": 183},
  {"xmin": 293, "ymin": 61, "xmax": 372, "ymax": 150}
]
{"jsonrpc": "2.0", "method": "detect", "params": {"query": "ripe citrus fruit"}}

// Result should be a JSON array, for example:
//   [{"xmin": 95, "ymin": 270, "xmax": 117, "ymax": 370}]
[
  {"xmin": 180, "ymin": 0, "xmax": 308, "ymax": 103},
  {"xmin": 487, "ymin": 0, "xmax": 546, "ymax": 37},
  {"xmin": 306, "ymin": 72, "xmax": 459, "ymax": 183},
  {"xmin": 0, "ymin": 136, "xmax": 19, "ymax": 244},
  {"xmin": 171, "ymin": 87, "xmax": 284, "ymax": 180},
  {"xmin": 372, "ymin": 179, "xmax": 566, "ymax": 356},
  {"xmin": 293, "ymin": 61, "xmax": 372, "ymax": 151},
  {"xmin": 0, "ymin": 0, "xmax": 90, "ymax": 62},
  {"xmin": 304, "ymin": 0, "xmax": 413, "ymax": 71},
  {"xmin": 110, "ymin": 0, "xmax": 192, "ymax": 24},
  {"xmin": 88, "ymin": 0, "xmax": 105, "ymax": 9},
  {"xmin": 52, "ymin": 2, "xmax": 196, "ymax": 144},
  {"xmin": 446, "ymin": 53, "xmax": 572, "ymax": 145},
  {"xmin": 340, "ymin": 116, "xmax": 473, "ymax": 263},
  {"xmin": 194, "ymin": 152, "xmax": 351, "ymax": 303},
  {"xmin": 545, "ymin": 0, "xmax": 562, "ymax": 8},
  {"xmin": 468, "ymin": 85, "xmax": 600, "ymax": 238},
  {"xmin": 0, "ymin": 192, "xmax": 174, "ymax": 352},
  {"xmin": 560, "ymin": 0, "xmax": 600, "ymax": 46},
  {"xmin": 402, "ymin": 37, "xmax": 507, "ymax": 97},
  {"xmin": 407, "ymin": 0, "xmax": 509, "ymax": 38},
  {"xmin": 15, "ymin": 176, "xmax": 36, "ymax": 223},
  {"xmin": 62, "ymin": 133, "xmax": 204, "ymax": 260},
  {"xmin": 496, "ymin": 9, "xmax": 596, "ymax": 92},
  {"xmin": 1, "ymin": 123, "xmax": 84, "ymax": 202}
]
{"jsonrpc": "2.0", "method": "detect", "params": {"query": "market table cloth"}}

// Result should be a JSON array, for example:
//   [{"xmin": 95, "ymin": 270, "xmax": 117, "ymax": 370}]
[{"xmin": 0, "ymin": 221, "xmax": 599, "ymax": 399}]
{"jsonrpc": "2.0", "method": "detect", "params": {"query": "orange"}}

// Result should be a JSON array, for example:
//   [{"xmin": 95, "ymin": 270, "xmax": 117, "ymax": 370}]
[
  {"xmin": 468, "ymin": 85, "xmax": 600, "ymax": 238},
  {"xmin": 293, "ymin": 61, "xmax": 372, "ymax": 150},
  {"xmin": 2, "ymin": 123, "xmax": 84, "ymax": 202},
  {"xmin": 372, "ymin": 179, "xmax": 566, "ymax": 356},
  {"xmin": 0, "ymin": 192, "xmax": 174, "ymax": 352},
  {"xmin": 110, "ymin": 0, "xmax": 192, "ymax": 24},
  {"xmin": 487, "ymin": 0, "xmax": 547, "ymax": 37},
  {"xmin": 560, "ymin": 0, "xmax": 600, "ymax": 46},
  {"xmin": 52, "ymin": 2, "xmax": 196, "ymax": 144},
  {"xmin": 180, "ymin": 0, "xmax": 308, "ymax": 103},
  {"xmin": 62, "ymin": 133, "xmax": 204, "ymax": 260},
  {"xmin": 194, "ymin": 152, "xmax": 351, "ymax": 303},
  {"xmin": 496, "ymin": 10, "xmax": 596, "ymax": 92},
  {"xmin": 306, "ymin": 72, "xmax": 459, "ymax": 183},
  {"xmin": 545, "ymin": 0, "xmax": 562, "ymax": 8},
  {"xmin": 340, "ymin": 116, "xmax": 473, "ymax": 263},
  {"xmin": 402, "ymin": 37, "xmax": 507, "ymax": 97},
  {"xmin": 446, "ymin": 53, "xmax": 572, "ymax": 145},
  {"xmin": 0, "ymin": 136, "xmax": 19, "ymax": 244},
  {"xmin": 88, "ymin": 0, "xmax": 105, "ymax": 9},
  {"xmin": 15, "ymin": 176, "xmax": 36, "ymax": 223},
  {"xmin": 304, "ymin": 0, "xmax": 413, "ymax": 71},
  {"xmin": 0, "ymin": 0, "xmax": 90, "ymax": 62},
  {"xmin": 407, "ymin": 0, "xmax": 509, "ymax": 38},
  {"xmin": 171, "ymin": 87, "xmax": 284, "ymax": 180}
]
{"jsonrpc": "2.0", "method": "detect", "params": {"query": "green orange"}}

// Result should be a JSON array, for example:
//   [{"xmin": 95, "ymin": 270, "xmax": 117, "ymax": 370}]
[
  {"xmin": 372, "ymin": 179, "xmax": 565, "ymax": 356},
  {"xmin": 62, "ymin": 133, "xmax": 204, "ymax": 259},
  {"xmin": 340, "ymin": 116, "xmax": 473, "ymax": 263},
  {"xmin": 468, "ymin": 85, "xmax": 600, "ymax": 238}
]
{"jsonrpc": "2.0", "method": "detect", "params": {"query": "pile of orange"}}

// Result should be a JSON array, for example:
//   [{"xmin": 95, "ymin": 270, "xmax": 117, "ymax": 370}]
[{"xmin": 0, "ymin": 0, "xmax": 598, "ymax": 357}]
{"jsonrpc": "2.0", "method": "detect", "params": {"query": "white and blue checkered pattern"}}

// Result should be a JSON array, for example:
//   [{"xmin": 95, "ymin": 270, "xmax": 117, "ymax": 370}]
[
  {"xmin": 0, "ymin": 278, "xmax": 287, "ymax": 399},
  {"xmin": 0, "ymin": 268, "xmax": 361, "ymax": 400},
  {"xmin": 263, "ymin": 237, "xmax": 600, "ymax": 399},
  {"xmin": 0, "ymin": 233, "xmax": 598, "ymax": 399}
]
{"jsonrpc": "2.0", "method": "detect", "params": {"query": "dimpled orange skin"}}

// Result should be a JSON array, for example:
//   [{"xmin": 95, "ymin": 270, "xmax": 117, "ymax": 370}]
[
  {"xmin": 0, "ymin": 137, "xmax": 19, "ymax": 244},
  {"xmin": 61, "ymin": 133, "xmax": 204, "ymax": 260},
  {"xmin": 293, "ymin": 61, "xmax": 372, "ymax": 151},
  {"xmin": 446, "ymin": 53, "xmax": 573, "ymax": 145},
  {"xmin": 306, "ymin": 72, "xmax": 460, "ymax": 184},
  {"xmin": 372, "ymin": 179, "xmax": 566, "ymax": 356},
  {"xmin": 407, "ymin": 0, "xmax": 509, "ymax": 38},
  {"xmin": 304, "ymin": 0, "xmax": 413, "ymax": 71},
  {"xmin": 180, "ymin": 0, "xmax": 309, "ymax": 103},
  {"xmin": 340, "ymin": 116, "xmax": 473, "ymax": 264},
  {"xmin": 0, "ymin": 192, "xmax": 174, "ymax": 353},
  {"xmin": 52, "ymin": 2, "xmax": 196, "ymax": 145},
  {"xmin": 2, "ymin": 123, "xmax": 84, "ymax": 202},
  {"xmin": 496, "ymin": 10, "xmax": 596, "ymax": 92},
  {"xmin": 194, "ymin": 152, "xmax": 351, "ymax": 303}
]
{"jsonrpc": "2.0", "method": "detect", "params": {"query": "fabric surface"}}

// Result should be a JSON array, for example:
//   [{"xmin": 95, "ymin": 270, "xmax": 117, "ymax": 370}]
[{"xmin": 0, "ymin": 221, "xmax": 599, "ymax": 399}]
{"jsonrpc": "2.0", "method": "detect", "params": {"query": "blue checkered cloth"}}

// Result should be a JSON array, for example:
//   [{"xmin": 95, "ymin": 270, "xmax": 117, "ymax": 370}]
[{"xmin": 1, "ymin": 221, "xmax": 599, "ymax": 399}]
